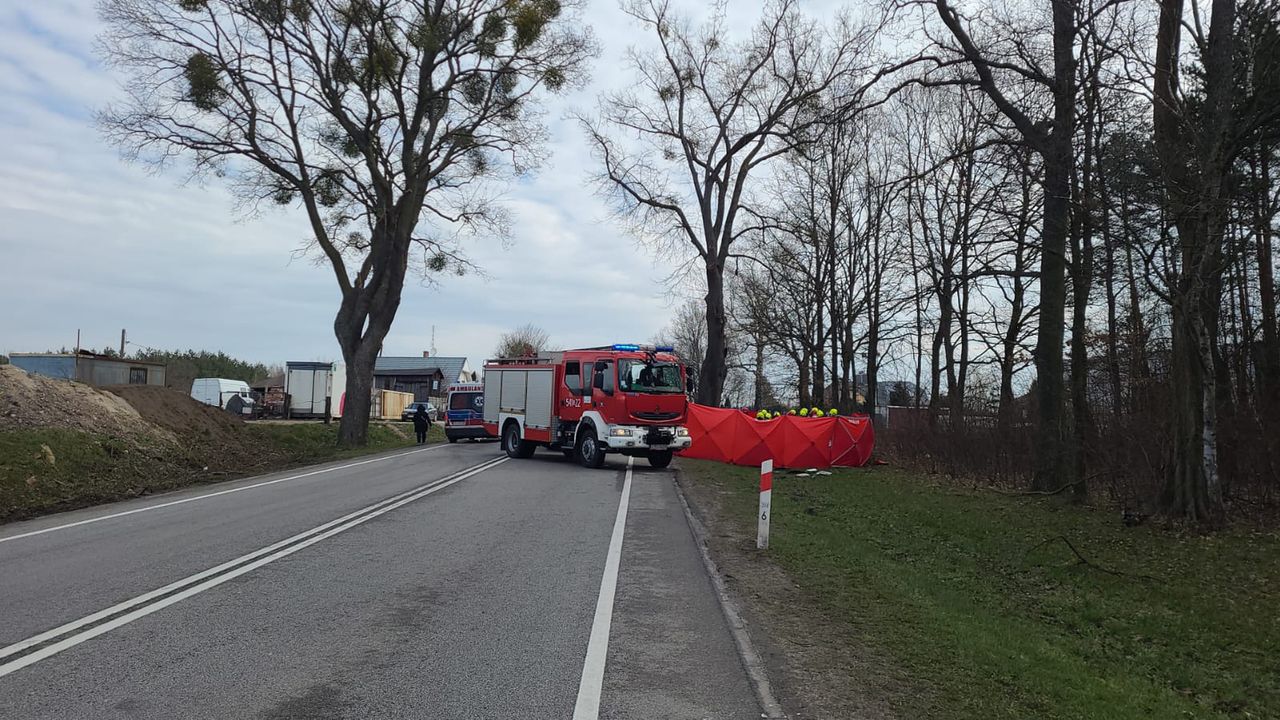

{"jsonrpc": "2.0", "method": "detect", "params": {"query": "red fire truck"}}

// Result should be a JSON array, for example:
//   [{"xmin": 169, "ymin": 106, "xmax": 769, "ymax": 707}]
[{"xmin": 481, "ymin": 344, "xmax": 693, "ymax": 468}]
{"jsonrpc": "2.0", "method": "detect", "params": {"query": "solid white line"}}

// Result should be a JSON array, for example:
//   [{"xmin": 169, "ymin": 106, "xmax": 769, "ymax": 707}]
[
  {"xmin": 0, "ymin": 456, "xmax": 506, "ymax": 674},
  {"xmin": 572, "ymin": 457, "xmax": 634, "ymax": 720},
  {"xmin": 0, "ymin": 443, "xmax": 449, "ymax": 545}
]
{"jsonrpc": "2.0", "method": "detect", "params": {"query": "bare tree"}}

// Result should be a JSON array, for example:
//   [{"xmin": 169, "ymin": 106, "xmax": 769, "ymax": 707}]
[
  {"xmin": 494, "ymin": 323, "xmax": 550, "ymax": 358},
  {"xmin": 1151, "ymin": 0, "xmax": 1280, "ymax": 521},
  {"xmin": 98, "ymin": 0, "xmax": 592, "ymax": 445},
  {"xmin": 579, "ymin": 0, "xmax": 888, "ymax": 407},
  {"xmin": 922, "ymin": 0, "xmax": 1079, "ymax": 492}
]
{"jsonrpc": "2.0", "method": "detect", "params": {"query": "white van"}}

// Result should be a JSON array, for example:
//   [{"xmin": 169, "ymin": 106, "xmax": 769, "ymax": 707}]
[{"xmin": 191, "ymin": 378, "xmax": 253, "ymax": 413}]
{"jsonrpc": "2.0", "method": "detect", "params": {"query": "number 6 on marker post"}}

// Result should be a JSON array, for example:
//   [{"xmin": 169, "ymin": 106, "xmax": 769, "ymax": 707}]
[{"xmin": 758, "ymin": 459, "xmax": 773, "ymax": 550}]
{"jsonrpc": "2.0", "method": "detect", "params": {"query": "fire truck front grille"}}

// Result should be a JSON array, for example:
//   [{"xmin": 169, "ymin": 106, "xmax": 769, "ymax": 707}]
[
  {"xmin": 633, "ymin": 411, "xmax": 680, "ymax": 421},
  {"xmin": 644, "ymin": 428, "xmax": 675, "ymax": 445}
]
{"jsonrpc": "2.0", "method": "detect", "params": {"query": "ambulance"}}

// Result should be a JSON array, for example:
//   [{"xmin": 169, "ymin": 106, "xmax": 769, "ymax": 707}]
[{"xmin": 443, "ymin": 382, "xmax": 490, "ymax": 442}]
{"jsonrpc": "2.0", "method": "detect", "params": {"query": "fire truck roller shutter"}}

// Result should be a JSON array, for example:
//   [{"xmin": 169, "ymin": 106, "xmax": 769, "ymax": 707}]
[
  {"xmin": 483, "ymin": 372, "xmax": 501, "ymax": 424},
  {"xmin": 526, "ymin": 370, "xmax": 553, "ymax": 428},
  {"xmin": 500, "ymin": 370, "xmax": 527, "ymax": 413}
]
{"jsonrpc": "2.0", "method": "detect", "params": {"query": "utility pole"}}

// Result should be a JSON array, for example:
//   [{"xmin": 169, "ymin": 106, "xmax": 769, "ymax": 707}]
[{"xmin": 120, "ymin": 329, "xmax": 127, "ymax": 357}]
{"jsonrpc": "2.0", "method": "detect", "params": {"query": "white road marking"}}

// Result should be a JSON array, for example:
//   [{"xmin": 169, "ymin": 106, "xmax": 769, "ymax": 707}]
[
  {"xmin": 0, "ymin": 443, "xmax": 449, "ymax": 545},
  {"xmin": 572, "ymin": 457, "xmax": 634, "ymax": 720},
  {"xmin": 0, "ymin": 453, "xmax": 501, "ymax": 662},
  {"xmin": 0, "ymin": 456, "xmax": 507, "ymax": 678}
]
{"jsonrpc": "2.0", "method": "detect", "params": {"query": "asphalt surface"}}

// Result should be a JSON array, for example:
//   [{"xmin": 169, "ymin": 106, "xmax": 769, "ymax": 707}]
[{"xmin": 0, "ymin": 440, "xmax": 760, "ymax": 719}]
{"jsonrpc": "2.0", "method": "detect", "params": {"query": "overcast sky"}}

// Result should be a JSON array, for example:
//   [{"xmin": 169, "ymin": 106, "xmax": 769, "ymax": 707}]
[{"xmin": 0, "ymin": 1, "xmax": 856, "ymax": 373}]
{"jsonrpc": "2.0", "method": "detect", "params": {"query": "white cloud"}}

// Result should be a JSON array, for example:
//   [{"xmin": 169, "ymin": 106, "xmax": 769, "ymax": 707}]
[{"xmin": 0, "ymin": 0, "xmax": 829, "ymax": 371}]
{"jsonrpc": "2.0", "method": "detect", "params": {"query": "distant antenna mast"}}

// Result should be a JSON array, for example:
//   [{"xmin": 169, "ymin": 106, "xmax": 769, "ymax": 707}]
[{"xmin": 431, "ymin": 325, "xmax": 437, "ymax": 357}]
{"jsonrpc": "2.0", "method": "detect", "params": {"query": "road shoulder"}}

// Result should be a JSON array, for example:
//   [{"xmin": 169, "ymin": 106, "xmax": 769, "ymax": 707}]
[
  {"xmin": 599, "ymin": 463, "xmax": 762, "ymax": 719},
  {"xmin": 675, "ymin": 461, "xmax": 902, "ymax": 720}
]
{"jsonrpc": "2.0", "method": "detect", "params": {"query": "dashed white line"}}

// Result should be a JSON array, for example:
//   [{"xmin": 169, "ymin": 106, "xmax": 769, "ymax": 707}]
[{"xmin": 572, "ymin": 457, "xmax": 634, "ymax": 720}]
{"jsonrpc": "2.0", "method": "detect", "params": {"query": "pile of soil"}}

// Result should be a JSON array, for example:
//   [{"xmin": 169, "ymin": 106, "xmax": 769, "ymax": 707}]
[
  {"xmin": 103, "ymin": 384, "xmax": 251, "ymax": 451},
  {"xmin": 1, "ymin": 366, "xmax": 418, "ymax": 524},
  {"xmin": 0, "ymin": 364, "xmax": 262, "ymax": 466},
  {"xmin": 0, "ymin": 366, "xmax": 173, "ymax": 444}
]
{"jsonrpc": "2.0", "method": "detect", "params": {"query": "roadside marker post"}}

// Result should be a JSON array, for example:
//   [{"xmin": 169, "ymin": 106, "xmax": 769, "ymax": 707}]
[{"xmin": 758, "ymin": 459, "xmax": 773, "ymax": 550}]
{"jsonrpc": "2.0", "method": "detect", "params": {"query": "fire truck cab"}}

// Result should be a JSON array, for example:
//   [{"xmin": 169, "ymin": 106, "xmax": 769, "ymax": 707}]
[{"xmin": 482, "ymin": 344, "xmax": 693, "ymax": 468}]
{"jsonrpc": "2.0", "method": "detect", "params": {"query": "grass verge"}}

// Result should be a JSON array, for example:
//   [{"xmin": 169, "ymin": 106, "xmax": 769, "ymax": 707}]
[
  {"xmin": 0, "ymin": 422, "xmax": 440, "ymax": 523},
  {"xmin": 679, "ymin": 459, "xmax": 1280, "ymax": 720}
]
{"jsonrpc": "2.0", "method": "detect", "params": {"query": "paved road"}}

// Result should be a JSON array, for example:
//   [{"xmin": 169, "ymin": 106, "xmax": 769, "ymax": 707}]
[{"xmin": 0, "ymin": 441, "xmax": 760, "ymax": 719}]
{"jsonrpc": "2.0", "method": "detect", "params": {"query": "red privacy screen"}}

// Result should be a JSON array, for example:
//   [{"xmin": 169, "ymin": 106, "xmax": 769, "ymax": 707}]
[{"xmin": 678, "ymin": 404, "xmax": 875, "ymax": 469}]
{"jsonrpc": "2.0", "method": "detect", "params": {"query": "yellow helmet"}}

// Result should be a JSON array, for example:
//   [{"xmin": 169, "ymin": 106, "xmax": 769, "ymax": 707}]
[
  {"xmin": 813, "ymin": 409, "xmax": 825, "ymax": 417},
  {"xmin": 772, "ymin": 411, "xmax": 781, "ymax": 418},
  {"xmin": 829, "ymin": 408, "xmax": 838, "ymax": 416},
  {"xmin": 787, "ymin": 409, "xmax": 797, "ymax": 415},
  {"xmin": 798, "ymin": 408, "xmax": 809, "ymax": 417}
]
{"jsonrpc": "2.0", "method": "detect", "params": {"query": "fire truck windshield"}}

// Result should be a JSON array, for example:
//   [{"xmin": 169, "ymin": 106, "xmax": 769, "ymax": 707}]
[{"xmin": 618, "ymin": 360, "xmax": 684, "ymax": 394}]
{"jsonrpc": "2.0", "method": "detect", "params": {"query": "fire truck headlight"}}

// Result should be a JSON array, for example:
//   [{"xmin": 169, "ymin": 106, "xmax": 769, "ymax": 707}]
[
  {"xmin": 676, "ymin": 427, "xmax": 690, "ymax": 437},
  {"xmin": 608, "ymin": 428, "xmax": 631, "ymax": 437}
]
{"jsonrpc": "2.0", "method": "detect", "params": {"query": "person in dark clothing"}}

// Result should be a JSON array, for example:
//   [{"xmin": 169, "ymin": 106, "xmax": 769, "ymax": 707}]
[{"xmin": 412, "ymin": 405, "xmax": 431, "ymax": 444}]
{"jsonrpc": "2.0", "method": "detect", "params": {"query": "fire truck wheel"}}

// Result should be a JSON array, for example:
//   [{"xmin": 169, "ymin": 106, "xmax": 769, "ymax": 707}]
[
  {"xmin": 648, "ymin": 450, "xmax": 673, "ymax": 469},
  {"xmin": 503, "ymin": 422, "xmax": 535, "ymax": 459},
  {"xmin": 576, "ymin": 429, "xmax": 606, "ymax": 469}
]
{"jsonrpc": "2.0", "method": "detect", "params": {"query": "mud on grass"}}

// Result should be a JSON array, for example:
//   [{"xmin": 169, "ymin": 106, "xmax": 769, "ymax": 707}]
[
  {"xmin": 677, "ymin": 459, "xmax": 1280, "ymax": 720},
  {"xmin": 0, "ymin": 423, "xmax": 438, "ymax": 523}
]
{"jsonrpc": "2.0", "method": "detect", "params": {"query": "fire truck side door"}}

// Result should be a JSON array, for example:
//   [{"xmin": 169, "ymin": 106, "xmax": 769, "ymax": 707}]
[
  {"xmin": 560, "ymin": 360, "xmax": 586, "ymax": 422},
  {"xmin": 592, "ymin": 360, "xmax": 614, "ymax": 396},
  {"xmin": 590, "ymin": 360, "xmax": 619, "ymax": 421}
]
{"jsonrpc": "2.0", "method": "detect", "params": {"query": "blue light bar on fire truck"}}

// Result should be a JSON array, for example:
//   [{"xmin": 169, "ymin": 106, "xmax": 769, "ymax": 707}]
[{"xmin": 610, "ymin": 343, "xmax": 676, "ymax": 353}]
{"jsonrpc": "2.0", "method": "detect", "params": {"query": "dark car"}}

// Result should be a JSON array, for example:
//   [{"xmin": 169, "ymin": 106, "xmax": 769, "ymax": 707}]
[{"xmin": 401, "ymin": 401, "xmax": 437, "ymax": 422}]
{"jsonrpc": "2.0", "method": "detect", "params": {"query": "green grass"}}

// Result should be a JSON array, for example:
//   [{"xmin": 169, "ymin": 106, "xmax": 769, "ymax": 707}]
[
  {"xmin": 1, "ymin": 422, "xmax": 434, "ymax": 523},
  {"xmin": 681, "ymin": 460, "xmax": 1280, "ymax": 720},
  {"xmin": 0, "ymin": 428, "xmax": 169, "ymax": 520},
  {"xmin": 244, "ymin": 421, "xmax": 436, "ymax": 463}
]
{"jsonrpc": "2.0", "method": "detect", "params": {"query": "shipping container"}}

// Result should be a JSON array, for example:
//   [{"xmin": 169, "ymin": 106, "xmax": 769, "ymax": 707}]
[{"xmin": 284, "ymin": 361, "xmax": 346, "ymax": 419}]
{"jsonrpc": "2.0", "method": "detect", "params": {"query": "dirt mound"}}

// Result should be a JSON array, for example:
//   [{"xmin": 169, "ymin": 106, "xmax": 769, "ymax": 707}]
[
  {"xmin": 0, "ymin": 365, "xmax": 169, "ymax": 443},
  {"xmin": 103, "ymin": 385, "xmax": 250, "ymax": 449}
]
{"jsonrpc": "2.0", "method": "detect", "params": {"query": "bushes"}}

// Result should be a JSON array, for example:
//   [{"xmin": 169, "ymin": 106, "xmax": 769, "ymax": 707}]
[{"xmin": 880, "ymin": 399, "xmax": 1280, "ymax": 517}]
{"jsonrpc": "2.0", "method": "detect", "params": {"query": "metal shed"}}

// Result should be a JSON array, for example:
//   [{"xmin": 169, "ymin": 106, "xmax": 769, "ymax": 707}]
[{"xmin": 10, "ymin": 352, "xmax": 167, "ymax": 387}]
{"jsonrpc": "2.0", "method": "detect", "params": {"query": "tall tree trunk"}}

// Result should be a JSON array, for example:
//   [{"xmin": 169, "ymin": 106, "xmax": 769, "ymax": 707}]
[
  {"xmin": 1026, "ymin": 0, "xmax": 1076, "ymax": 492},
  {"xmin": 814, "ymin": 302, "xmax": 827, "ymax": 406},
  {"xmin": 866, "ymin": 313, "xmax": 880, "ymax": 420},
  {"xmin": 1097, "ymin": 127, "xmax": 1124, "ymax": 418},
  {"xmin": 1233, "ymin": 243, "xmax": 1253, "ymax": 408},
  {"xmin": 1122, "ymin": 211, "xmax": 1150, "ymax": 411},
  {"xmin": 1000, "ymin": 155, "xmax": 1034, "ymax": 432},
  {"xmin": 1034, "ymin": 158, "xmax": 1071, "ymax": 491},
  {"xmin": 798, "ymin": 348, "xmax": 812, "ymax": 408},
  {"xmin": 929, "ymin": 309, "xmax": 947, "ymax": 428},
  {"xmin": 842, "ymin": 323, "xmax": 855, "ymax": 412},
  {"xmin": 698, "ymin": 262, "xmax": 729, "ymax": 406},
  {"xmin": 1167, "ymin": 281, "xmax": 1224, "ymax": 521},
  {"xmin": 334, "ymin": 231, "xmax": 410, "ymax": 447},
  {"xmin": 1153, "ymin": 0, "xmax": 1232, "ymax": 523},
  {"xmin": 754, "ymin": 338, "xmax": 765, "ymax": 409},
  {"xmin": 1255, "ymin": 148, "xmax": 1279, "ymax": 402},
  {"xmin": 1067, "ymin": 81, "xmax": 1097, "ymax": 500}
]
